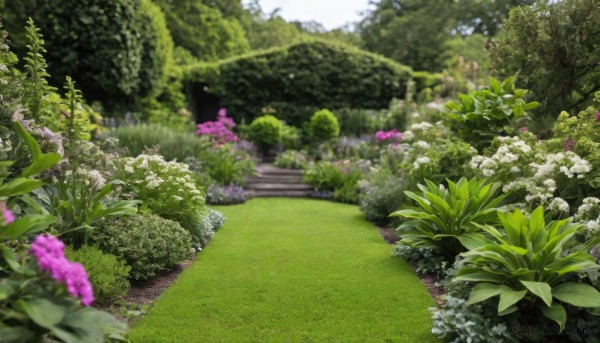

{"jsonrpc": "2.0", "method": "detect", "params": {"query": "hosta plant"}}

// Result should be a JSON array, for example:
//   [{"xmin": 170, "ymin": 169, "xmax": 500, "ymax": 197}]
[
  {"xmin": 391, "ymin": 178, "xmax": 506, "ymax": 262},
  {"xmin": 455, "ymin": 207, "xmax": 600, "ymax": 332}
]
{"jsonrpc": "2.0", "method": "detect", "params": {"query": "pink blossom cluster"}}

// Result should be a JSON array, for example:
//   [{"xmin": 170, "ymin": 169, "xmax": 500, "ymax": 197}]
[
  {"xmin": 196, "ymin": 108, "xmax": 239, "ymax": 144},
  {"xmin": 596, "ymin": 111, "xmax": 600, "ymax": 121},
  {"xmin": 30, "ymin": 234, "xmax": 94, "ymax": 306},
  {"xmin": 375, "ymin": 129, "xmax": 403, "ymax": 144},
  {"xmin": 0, "ymin": 202, "xmax": 15, "ymax": 224}
]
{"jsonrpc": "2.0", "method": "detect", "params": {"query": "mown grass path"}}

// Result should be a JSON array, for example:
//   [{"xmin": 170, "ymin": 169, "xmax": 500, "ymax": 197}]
[{"xmin": 128, "ymin": 198, "xmax": 436, "ymax": 342}]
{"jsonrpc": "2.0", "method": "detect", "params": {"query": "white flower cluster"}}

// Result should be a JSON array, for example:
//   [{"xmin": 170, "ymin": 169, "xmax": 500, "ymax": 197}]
[
  {"xmin": 410, "ymin": 122, "xmax": 434, "ymax": 131},
  {"xmin": 0, "ymin": 138, "xmax": 12, "ymax": 153},
  {"xmin": 413, "ymin": 156, "xmax": 432, "ymax": 170},
  {"xmin": 72, "ymin": 167, "xmax": 106, "ymax": 190},
  {"xmin": 470, "ymin": 137, "xmax": 533, "ymax": 178},
  {"xmin": 574, "ymin": 198, "xmax": 600, "ymax": 234},
  {"xmin": 531, "ymin": 152, "xmax": 590, "ymax": 179},
  {"xmin": 414, "ymin": 140, "xmax": 430, "ymax": 149}
]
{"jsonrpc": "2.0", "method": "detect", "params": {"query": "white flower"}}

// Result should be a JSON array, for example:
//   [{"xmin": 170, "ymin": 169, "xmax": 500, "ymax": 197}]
[
  {"xmin": 88, "ymin": 170, "xmax": 106, "ymax": 190},
  {"xmin": 414, "ymin": 141, "xmax": 430, "ymax": 149},
  {"xmin": 124, "ymin": 165, "xmax": 134, "ymax": 173},
  {"xmin": 402, "ymin": 130, "xmax": 414, "ymax": 141},
  {"xmin": 413, "ymin": 156, "xmax": 431, "ymax": 170},
  {"xmin": 549, "ymin": 197, "xmax": 570, "ymax": 213},
  {"xmin": 172, "ymin": 195, "xmax": 184, "ymax": 201},
  {"xmin": 410, "ymin": 122, "xmax": 433, "ymax": 131},
  {"xmin": 510, "ymin": 166, "xmax": 521, "ymax": 173}
]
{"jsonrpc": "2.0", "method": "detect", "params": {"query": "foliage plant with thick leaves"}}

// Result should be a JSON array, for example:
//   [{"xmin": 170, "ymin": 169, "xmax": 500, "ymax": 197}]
[
  {"xmin": 455, "ymin": 207, "xmax": 600, "ymax": 333},
  {"xmin": 0, "ymin": 122, "xmax": 127, "ymax": 343},
  {"xmin": 391, "ymin": 178, "xmax": 506, "ymax": 263},
  {"xmin": 445, "ymin": 76, "xmax": 538, "ymax": 151}
]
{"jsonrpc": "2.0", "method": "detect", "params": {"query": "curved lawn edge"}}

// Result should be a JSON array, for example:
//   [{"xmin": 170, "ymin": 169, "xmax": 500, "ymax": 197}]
[{"xmin": 128, "ymin": 198, "xmax": 436, "ymax": 342}]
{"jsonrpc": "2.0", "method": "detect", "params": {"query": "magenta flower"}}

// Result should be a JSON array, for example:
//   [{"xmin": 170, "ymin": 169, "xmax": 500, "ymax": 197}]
[
  {"xmin": 196, "ymin": 108, "xmax": 239, "ymax": 144},
  {"xmin": 1, "ymin": 202, "xmax": 15, "ymax": 224},
  {"xmin": 375, "ymin": 129, "xmax": 403, "ymax": 144},
  {"xmin": 596, "ymin": 111, "xmax": 600, "ymax": 122},
  {"xmin": 30, "ymin": 234, "xmax": 94, "ymax": 306},
  {"xmin": 519, "ymin": 127, "xmax": 528, "ymax": 132}
]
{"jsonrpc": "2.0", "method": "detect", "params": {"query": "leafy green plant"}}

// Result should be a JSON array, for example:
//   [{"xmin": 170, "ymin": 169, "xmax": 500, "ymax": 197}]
[
  {"xmin": 308, "ymin": 109, "xmax": 340, "ymax": 143},
  {"xmin": 248, "ymin": 115, "xmax": 283, "ymax": 154},
  {"xmin": 445, "ymin": 76, "xmax": 538, "ymax": 150},
  {"xmin": 281, "ymin": 124, "xmax": 302, "ymax": 150},
  {"xmin": 0, "ymin": 122, "xmax": 127, "ymax": 342},
  {"xmin": 198, "ymin": 143, "xmax": 256, "ymax": 186},
  {"xmin": 94, "ymin": 213, "xmax": 192, "ymax": 280},
  {"xmin": 274, "ymin": 150, "xmax": 310, "ymax": 169},
  {"xmin": 32, "ymin": 172, "xmax": 140, "ymax": 247},
  {"xmin": 391, "ymin": 178, "xmax": 506, "ymax": 262},
  {"xmin": 455, "ymin": 207, "xmax": 600, "ymax": 332},
  {"xmin": 304, "ymin": 160, "xmax": 364, "ymax": 203},
  {"xmin": 359, "ymin": 170, "xmax": 407, "ymax": 225},
  {"xmin": 66, "ymin": 246, "xmax": 130, "ymax": 305}
]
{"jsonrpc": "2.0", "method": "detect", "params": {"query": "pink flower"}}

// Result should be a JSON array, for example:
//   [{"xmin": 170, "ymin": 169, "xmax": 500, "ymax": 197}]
[
  {"xmin": 375, "ymin": 129, "xmax": 403, "ymax": 144},
  {"xmin": 30, "ymin": 234, "xmax": 94, "ymax": 306},
  {"xmin": 196, "ymin": 108, "xmax": 239, "ymax": 143},
  {"xmin": 519, "ymin": 127, "xmax": 528, "ymax": 132},
  {"xmin": 0, "ymin": 202, "xmax": 15, "ymax": 224},
  {"xmin": 596, "ymin": 111, "xmax": 600, "ymax": 122}
]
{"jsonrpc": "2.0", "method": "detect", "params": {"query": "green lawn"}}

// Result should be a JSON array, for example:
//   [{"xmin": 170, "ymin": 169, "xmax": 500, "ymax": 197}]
[{"xmin": 128, "ymin": 198, "xmax": 436, "ymax": 342}]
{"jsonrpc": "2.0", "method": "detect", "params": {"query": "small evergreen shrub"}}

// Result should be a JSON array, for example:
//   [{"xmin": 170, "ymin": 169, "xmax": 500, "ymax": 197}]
[
  {"xmin": 359, "ymin": 171, "xmax": 407, "ymax": 225},
  {"xmin": 248, "ymin": 115, "xmax": 283, "ymax": 153},
  {"xmin": 205, "ymin": 184, "xmax": 247, "ymax": 205},
  {"xmin": 65, "ymin": 246, "xmax": 131, "ymax": 304},
  {"xmin": 309, "ymin": 109, "xmax": 340, "ymax": 143},
  {"xmin": 95, "ymin": 213, "xmax": 192, "ymax": 280},
  {"xmin": 208, "ymin": 208, "xmax": 226, "ymax": 231}
]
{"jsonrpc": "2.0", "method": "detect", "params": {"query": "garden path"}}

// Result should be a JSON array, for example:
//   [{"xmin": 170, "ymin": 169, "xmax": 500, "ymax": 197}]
[{"xmin": 128, "ymin": 198, "xmax": 436, "ymax": 342}]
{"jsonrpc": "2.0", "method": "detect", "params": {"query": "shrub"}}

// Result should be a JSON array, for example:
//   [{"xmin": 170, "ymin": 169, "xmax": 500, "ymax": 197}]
[
  {"xmin": 304, "ymin": 160, "xmax": 365, "ymax": 204},
  {"xmin": 115, "ymin": 154, "xmax": 206, "ymax": 229},
  {"xmin": 281, "ymin": 124, "xmax": 302, "ymax": 150},
  {"xmin": 3, "ymin": 0, "xmax": 171, "ymax": 106},
  {"xmin": 359, "ymin": 171, "xmax": 407, "ymax": 225},
  {"xmin": 95, "ymin": 213, "xmax": 192, "ymax": 280},
  {"xmin": 184, "ymin": 40, "xmax": 414, "ymax": 126},
  {"xmin": 391, "ymin": 178, "xmax": 506, "ymax": 263},
  {"xmin": 308, "ymin": 109, "xmax": 340, "ymax": 143},
  {"xmin": 444, "ymin": 76, "xmax": 538, "ymax": 150},
  {"xmin": 248, "ymin": 115, "xmax": 283, "ymax": 154},
  {"xmin": 197, "ymin": 143, "xmax": 256, "ymax": 186},
  {"xmin": 274, "ymin": 150, "xmax": 311, "ymax": 169},
  {"xmin": 205, "ymin": 184, "xmax": 247, "ymax": 205},
  {"xmin": 394, "ymin": 245, "xmax": 448, "ymax": 278},
  {"xmin": 65, "ymin": 246, "xmax": 130, "ymax": 305},
  {"xmin": 455, "ymin": 207, "xmax": 600, "ymax": 332}
]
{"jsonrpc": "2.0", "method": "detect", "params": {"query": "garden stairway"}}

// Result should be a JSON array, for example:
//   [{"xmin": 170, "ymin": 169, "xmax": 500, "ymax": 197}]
[{"xmin": 246, "ymin": 163, "xmax": 312, "ymax": 197}]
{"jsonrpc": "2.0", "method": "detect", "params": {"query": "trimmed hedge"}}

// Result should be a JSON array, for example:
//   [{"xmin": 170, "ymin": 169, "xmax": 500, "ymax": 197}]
[{"xmin": 184, "ymin": 40, "xmax": 414, "ymax": 126}]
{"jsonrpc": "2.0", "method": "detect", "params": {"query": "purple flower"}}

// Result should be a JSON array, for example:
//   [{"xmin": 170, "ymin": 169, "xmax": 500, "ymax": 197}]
[
  {"xmin": 596, "ymin": 111, "xmax": 600, "ymax": 122},
  {"xmin": 30, "ymin": 234, "xmax": 95, "ymax": 306},
  {"xmin": 196, "ymin": 109, "xmax": 239, "ymax": 144},
  {"xmin": 519, "ymin": 127, "xmax": 528, "ymax": 132}
]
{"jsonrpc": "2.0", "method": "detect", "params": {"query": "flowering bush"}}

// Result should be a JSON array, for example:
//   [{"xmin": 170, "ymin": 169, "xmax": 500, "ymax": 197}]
[
  {"xmin": 195, "ymin": 108, "xmax": 239, "ymax": 144},
  {"xmin": 205, "ymin": 184, "xmax": 247, "ymax": 205},
  {"xmin": 304, "ymin": 159, "xmax": 368, "ymax": 203},
  {"xmin": 197, "ymin": 143, "xmax": 256, "ymax": 186},
  {"xmin": 274, "ymin": 150, "xmax": 311, "ymax": 169},
  {"xmin": 116, "ymin": 154, "xmax": 205, "ymax": 225},
  {"xmin": 359, "ymin": 170, "xmax": 407, "ymax": 225},
  {"xmin": 208, "ymin": 208, "xmax": 226, "ymax": 230}
]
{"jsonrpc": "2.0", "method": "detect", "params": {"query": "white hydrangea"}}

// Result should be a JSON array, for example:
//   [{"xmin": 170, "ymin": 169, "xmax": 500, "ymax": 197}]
[
  {"xmin": 402, "ymin": 130, "xmax": 415, "ymax": 141},
  {"xmin": 413, "ymin": 156, "xmax": 431, "ymax": 170},
  {"xmin": 549, "ymin": 197, "xmax": 570, "ymax": 213},
  {"xmin": 410, "ymin": 122, "xmax": 433, "ymax": 131},
  {"xmin": 414, "ymin": 140, "xmax": 430, "ymax": 149}
]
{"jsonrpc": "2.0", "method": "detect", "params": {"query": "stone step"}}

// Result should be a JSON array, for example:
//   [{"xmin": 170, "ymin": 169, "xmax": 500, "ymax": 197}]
[
  {"xmin": 246, "ymin": 183, "xmax": 313, "ymax": 191},
  {"xmin": 247, "ymin": 176, "xmax": 304, "ymax": 184},
  {"xmin": 256, "ymin": 164, "xmax": 303, "ymax": 177},
  {"xmin": 248, "ymin": 190, "xmax": 313, "ymax": 197}
]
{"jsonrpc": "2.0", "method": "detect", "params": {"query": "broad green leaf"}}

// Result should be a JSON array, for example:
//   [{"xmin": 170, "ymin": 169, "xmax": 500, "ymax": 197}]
[
  {"xmin": 0, "ymin": 244, "xmax": 20, "ymax": 272},
  {"xmin": 468, "ymin": 283, "xmax": 504, "ymax": 304},
  {"xmin": 498, "ymin": 305, "xmax": 519, "ymax": 316},
  {"xmin": 521, "ymin": 281, "xmax": 552, "ymax": 307},
  {"xmin": 457, "ymin": 233, "xmax": 493, "ymax": 250},
  {"xmin": 541, "ymin": 303, "xmax": 567, "ymax": 332},
  {"xmin": 553, "ymin": 283, "xmax": 600, "ymax": 307},
  {"xmin": 498, "ymin": 289, "xmax": 527, "ymax": 312},
  {"xmin": 0, "ymin": 178, "xmax": 45, "ymax": 197},
  {"xmin": 1, "ymin": 214, "xmax": 57, "ymax": 240},
  {"xmin": 0, "ymin": 326, "xmax": 36, "ymax": 343},
  {"xmin": 17, "ymin": 298, "xmax": 68, "ymax": 329},
  {"xmin": 21, "ymin": 153, "xmax": 62, "ymax": 177},
  {"xmin": 13, "ymin": 122, "xmax": 42, "ymax": 160}
]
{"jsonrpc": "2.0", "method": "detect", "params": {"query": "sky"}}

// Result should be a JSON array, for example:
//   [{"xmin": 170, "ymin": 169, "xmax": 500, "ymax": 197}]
[{"xmin": 244, "ymin": 0, "xmax": 372, "ymax": 30}]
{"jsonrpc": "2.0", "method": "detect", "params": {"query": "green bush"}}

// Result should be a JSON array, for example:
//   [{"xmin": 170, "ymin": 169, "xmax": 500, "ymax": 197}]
[
  {"xmin": 281, "ymin": 124, "xmax": 302, "ymax": 150},
  {"xmin": 392, "ymin": 178, "xmax": 506, "ymax": 263},
  {"xmin": 359, "ymin": 171, "xmax": 407, "ymax": 225},
  {"xmin": 2, "ymin": 0, "xmax": 171, "ymax": 107},
  {"xmin": 304, "ymin": 160, "xmax": 364, "ymax": 203},
  {"xmin": 65, "ymin": 246, "xmax": 130, "ymax": 305},
  {"xmin": 444, "ymin": 76, "xmax": 538, "ymax": 151},
  {"xmin": 309, "ymin": 109, "xmax": 340, "ymax": 143},
  {"xmin": 198, "ymin": 143, "xmax": 256, "ymax": 186},
  {"xmin": 184, "ymin": 40, "xmax": 414, "ymax": 126},
  {"xmin": 274, "ymin": 150, "xmax": 311, "ymax": 169},
  {"xmin": 456, "ymin": 207, "xmax": 600, "ymax": 332},
  {"xmin": 248, "ymin": 115, "xmax": 283, "ymax": 153},
  {"xmin": 95, "ymin": 213, "xmax": 192, "ymax": 280}
]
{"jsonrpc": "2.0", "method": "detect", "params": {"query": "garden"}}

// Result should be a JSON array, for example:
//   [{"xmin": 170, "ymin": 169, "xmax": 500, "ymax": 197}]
[{"xmin": 0, "ymin": 0, "xmax": 600, "ymax": 342}]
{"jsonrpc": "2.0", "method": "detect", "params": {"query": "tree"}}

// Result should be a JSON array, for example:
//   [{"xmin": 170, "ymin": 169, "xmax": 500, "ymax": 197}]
[
  {"xmin": 491, "ymin": 0, "xmax": 600, "ymax": 133},
  {"xmin": 155, "ymin": 0, "xmax": 249, "ymax": 61}
]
